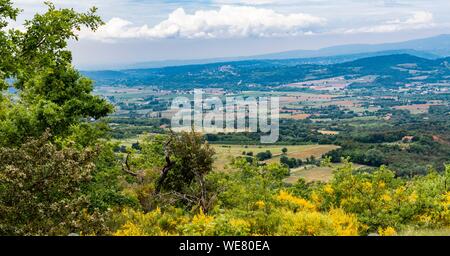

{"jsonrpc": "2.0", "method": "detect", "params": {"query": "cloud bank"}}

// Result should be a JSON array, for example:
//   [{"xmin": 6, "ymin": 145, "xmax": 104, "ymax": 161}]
[
  {"xmin": 79, "ymin": 3, "xmax": 437, "ymax": 42},
  {"xmin": 343, "ymin": 11, "xmax": 434, "ymax": 34},
  {"xmin": 80, "ymin": 5, "xmax": 326, "ymax": 40}
]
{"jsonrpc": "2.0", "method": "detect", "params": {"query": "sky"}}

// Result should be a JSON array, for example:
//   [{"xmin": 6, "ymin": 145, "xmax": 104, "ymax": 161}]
[{"xmin": 10, "ymin": 0, "xmax": 450, "ymax": 69}]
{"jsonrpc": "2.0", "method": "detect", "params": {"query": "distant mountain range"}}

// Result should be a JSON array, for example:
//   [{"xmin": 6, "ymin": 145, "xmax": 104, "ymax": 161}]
[
  {"xmin": 118, "ymin": 34, "xmax": 450, "ymax": 69},
  {"xmin": 84, "ymin": 54, "xmax": 450, "ymax": 90},
  {"xmin": 254, "ymin": 34, "xmax": 450, "ymax": 59}
]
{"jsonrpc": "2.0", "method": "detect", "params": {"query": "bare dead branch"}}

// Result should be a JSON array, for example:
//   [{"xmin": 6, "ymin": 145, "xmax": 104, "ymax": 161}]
[
  {"xmin": 121, "ymin": 153, "xmax": 139, "ymax": 177},
  {"xmin": 155, "ymin": 135, "xmax": 175, "ymax": 194}
]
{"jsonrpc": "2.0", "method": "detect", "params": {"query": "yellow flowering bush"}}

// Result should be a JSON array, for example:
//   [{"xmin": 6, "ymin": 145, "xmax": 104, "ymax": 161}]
[
  {"xmin": 179, "ymin": 209, "xmax": 216, "ymax": 236},
  {"xmin": 212, "ymin": 215, "xmax": 252, "ymax": 236},
  {"xmin": 276, "ymin": 208, "xmax": 359, "ymax": 236},
  {"xmin": 275, "ymin": 189, "xmax": 359, "ymax": 236},
  {"xmin": 114, "ymin": 222, "xmax": 145, "ymax": 236},
  {"xmin": 277, "ymin": 190, "xmax": 316, "ymax": 211},
  {"xmin": 324, "ymin": 184, "xmax": 334, "ymax": 195},
  {"xmin": 420, "ymin": 192, "xmax": 450, "ymax": 227},
  {"xmin": 113, "ymin": 208, "xmax": 187, "ymax": 236},
  {"xmin": 442, "ymin": 192, "xmax": 450, "ymax": 208},
  {"xmin": 255, "ymin": 200, "xmax": 266, "ymax": 209},
  {"xmin": 378, "ymin": 227, "xmax": 397, "ymax": 236},
  {"xmin": 313, "ymin": 162, "xmax": 440, "ymax": 232},
  {"xmin": 381, "ymin": 193, "xmax": 392, "ymax": 203},
  {"xmin": 277, "ymin": 210, "xmax": 334, "ymax": 236},
  {"xmin": 328, "ymin": 208, "xmax": 360, "ymax": 236}
]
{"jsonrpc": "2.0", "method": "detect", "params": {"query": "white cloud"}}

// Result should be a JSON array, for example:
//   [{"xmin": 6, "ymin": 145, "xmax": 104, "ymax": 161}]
[
  {"xmin": 80, "ymin": 5, "xmax": 326, "ymax": 41},
  {"xmin": 343, "ymin": 11, "xmax": 434, "ymax": 34},
  {"xmin": 398, "ymin": 11, "xmax": 433, "ymax": 25}
]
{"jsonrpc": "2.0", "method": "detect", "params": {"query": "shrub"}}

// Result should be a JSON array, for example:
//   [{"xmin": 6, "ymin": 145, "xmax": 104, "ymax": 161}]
[{"xmin": 0, "ymin": 133, "xmax": 108, "ymax": 235}]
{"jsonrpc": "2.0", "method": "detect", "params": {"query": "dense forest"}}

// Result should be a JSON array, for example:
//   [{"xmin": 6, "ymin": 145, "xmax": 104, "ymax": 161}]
[{"xmin": 1, "ymin": 1, "xmax": 450, "ymax": 236}]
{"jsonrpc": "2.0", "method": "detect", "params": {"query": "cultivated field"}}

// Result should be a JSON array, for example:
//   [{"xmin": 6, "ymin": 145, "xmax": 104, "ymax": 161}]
[
  {"xmin": 393, "ymin": 103, "xmax": 441, "ymax": 114},
  {"xmin": 212, "ymin": 144, "xmax": 339, "ymax": 170},
  {"xmin": 284, "ymin": 163, "xmax": 368, "ymax": 184}
]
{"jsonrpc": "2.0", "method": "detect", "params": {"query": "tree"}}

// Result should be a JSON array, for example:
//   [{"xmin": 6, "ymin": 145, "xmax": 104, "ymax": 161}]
[
  {"xmin": 282, "ymin": 147, "xmax": 288, "ymax": 154},
  {"xmin": 256, "ymin": 150, "xmax": 272, "ymax": 161},
  {"xmin": 0, "ymin": 1, "xmax": 115, "ymax": 235},
  {"xmin": 364, "ymin": 149, "xmax": 385, "ymax": 167},
  {"xmin": 321, "ymin": 156, "xmax": 333, "ymax": 167},
  {"xmin": 0, "ymin": 0, "xmax": 19, "ymax": 92},
  {"xmin": 156, "ymin": 130, "xmax": 216, "ymax": 213},
  {"xmin": 280, "ymin": 155, "xmax": 302, "ymax": 169},
  {"xmin": 0, "ymin": 132, "xmax": 108, "ymax": 235},
  {"xmin": 0, "ymin": 1, "xmax": 112, "ymax": 147}
]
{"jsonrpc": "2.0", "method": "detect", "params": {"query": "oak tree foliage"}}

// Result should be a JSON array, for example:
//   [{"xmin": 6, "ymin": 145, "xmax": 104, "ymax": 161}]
[{"xmin": 0, "ymin": 0, "xmax": 112, "ymax": 147}]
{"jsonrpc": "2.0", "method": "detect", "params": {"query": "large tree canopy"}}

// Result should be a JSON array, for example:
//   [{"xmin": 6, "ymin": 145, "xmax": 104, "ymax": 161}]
[
  {"xmin": 0, "ymin": 0, "xmax": 112, "ymax": 147},
  {"xmin": 0, "ymin": 1, "xmax": 118, "ymax": 236}
]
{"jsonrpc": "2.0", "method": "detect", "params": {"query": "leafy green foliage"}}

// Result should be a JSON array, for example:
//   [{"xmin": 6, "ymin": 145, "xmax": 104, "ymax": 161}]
[
  {"xmin": 0, "ymin": 1, "xmax": 119, "ymax": 235},
  {"xmin": 280, "ymin": 155, "xmax": 302, "ymax": 168},
  {"xmin": 158, "ymin": 131, "xmax": 215, "ymax": 194},
  {"xmin": 0, "ymin": 0, "xmax": 19, "ymax": 91},
  {"xmin": 256, "ymin": 150, "xmax": 272, "ymax": 161},
  {"xmin": 0, "ymin": 132, "xmax": 108, "ymax": 235},
  {"xmin": 0, "ymin": 1, "xmax": 112, "ymax": 147}
]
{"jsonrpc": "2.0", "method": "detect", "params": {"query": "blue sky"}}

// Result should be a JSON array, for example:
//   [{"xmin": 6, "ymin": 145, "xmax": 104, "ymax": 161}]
[{"xmin": 12, "ymin": 0, "xmax": 450, "ymax": 69}]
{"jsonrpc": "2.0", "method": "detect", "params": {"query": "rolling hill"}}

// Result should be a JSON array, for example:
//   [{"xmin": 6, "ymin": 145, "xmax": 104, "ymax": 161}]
[
  {"xmin": 119, "ymin": 34, "xmax": 450, "ymax": 69},
  {"xmin": 255, "ymin": 34, "xmax": 450, "ymax": 60},
  {"xmin": 83, "ymin": 54, "xmax": 450, "ymax": 90}
]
